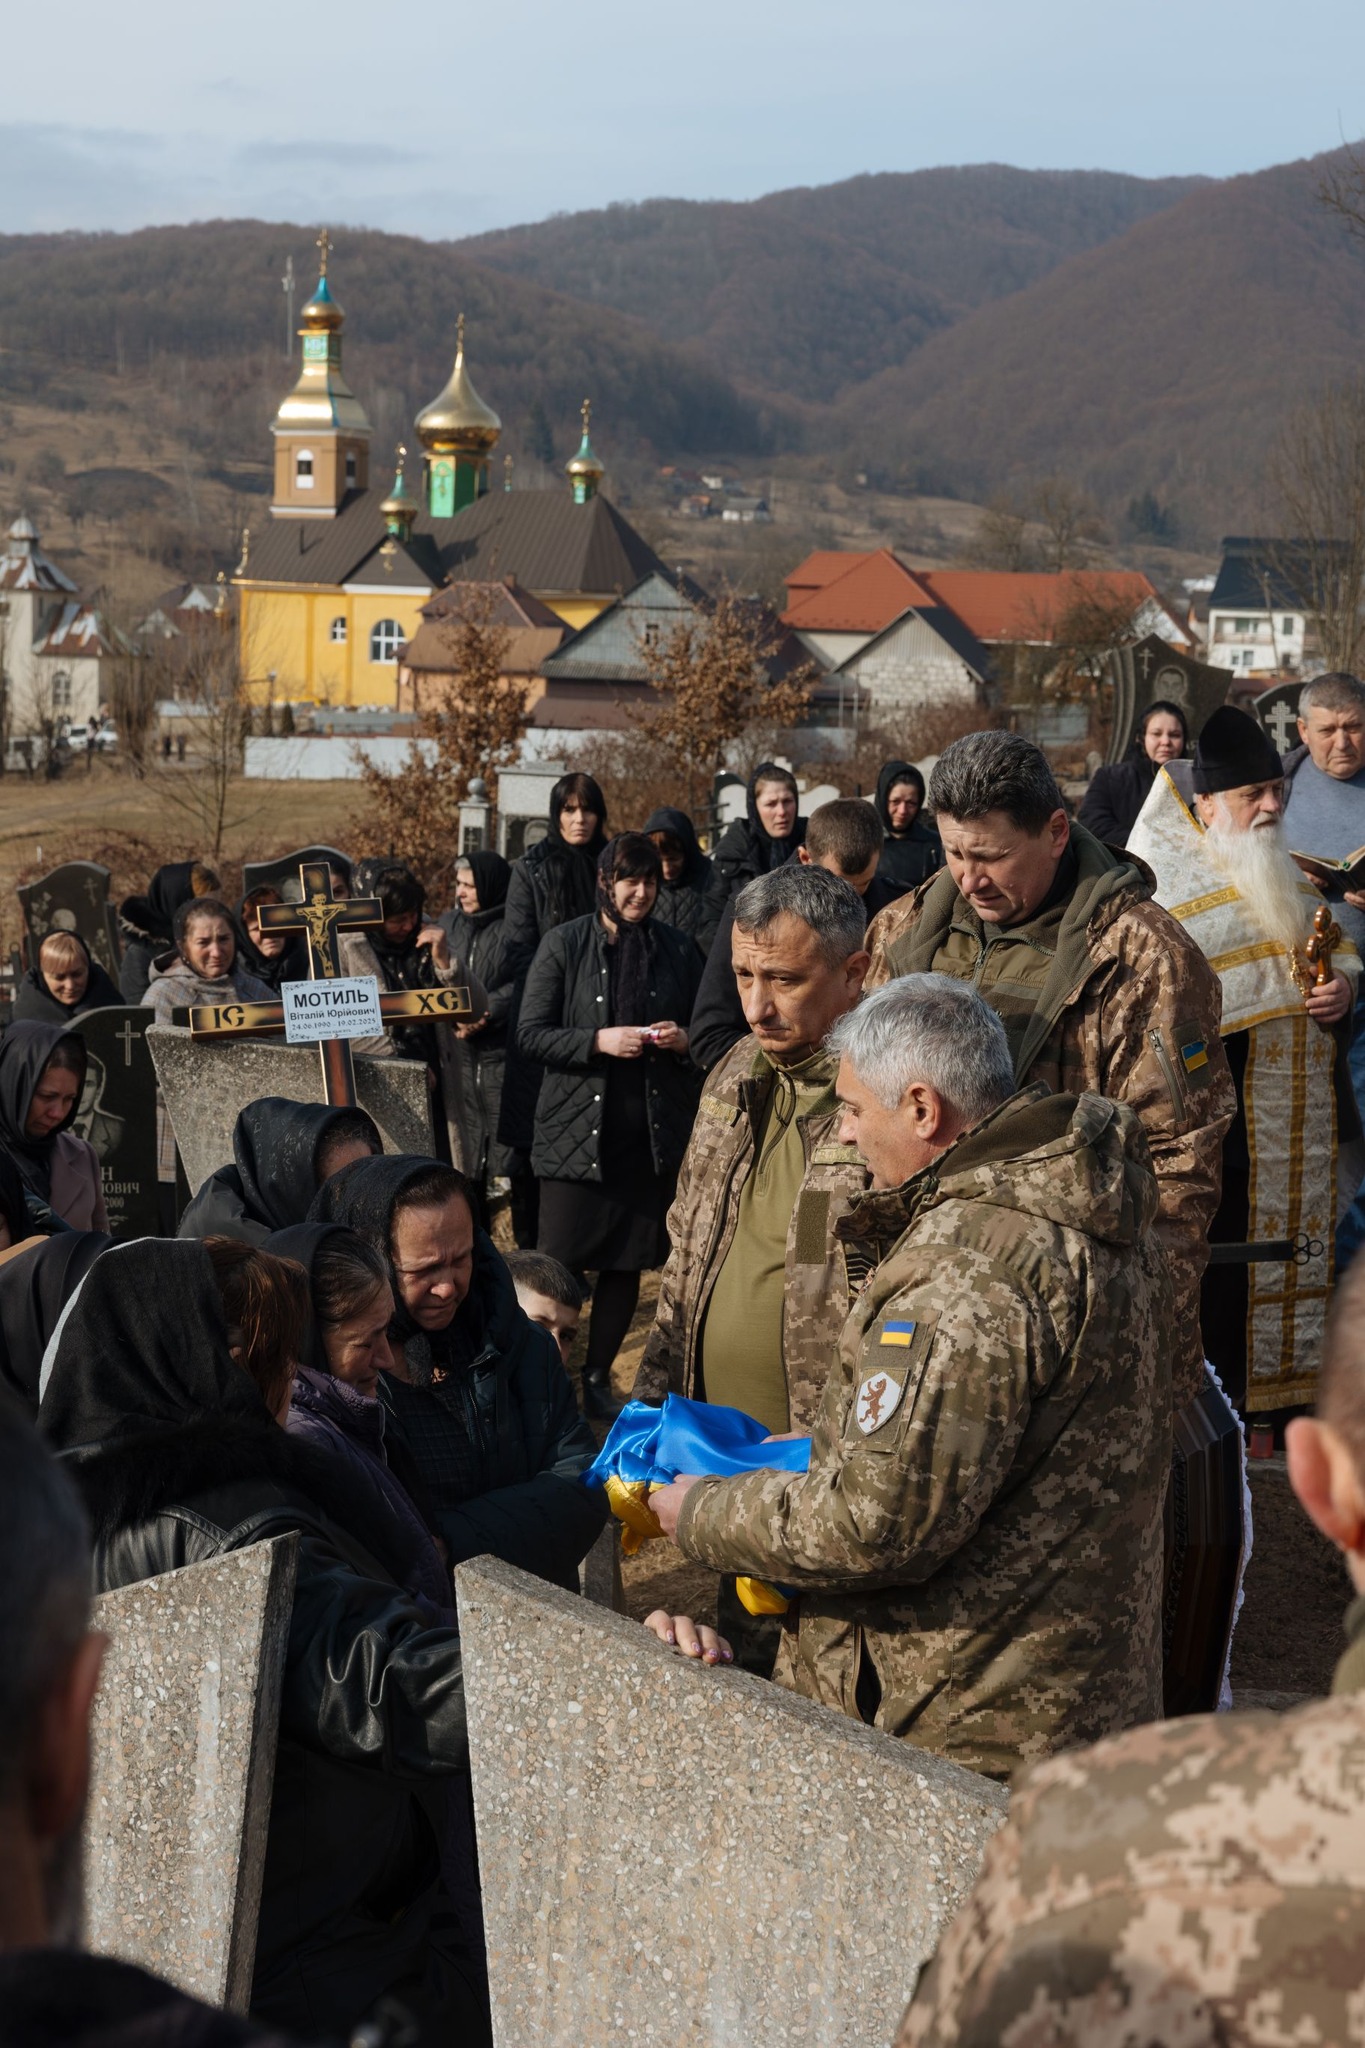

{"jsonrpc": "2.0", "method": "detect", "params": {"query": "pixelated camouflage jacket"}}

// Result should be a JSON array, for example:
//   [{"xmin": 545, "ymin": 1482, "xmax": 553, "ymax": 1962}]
[
  {"xmin": 863, "ymin": 822, "xmax": 1233, "ymax": 1410},
  {"xmin": 631, "ymin": 1036, "xmax": 869, "ymax": 1431},
  {"xmin": 898, "ymin": 1681, "xmax": 1365, "ymax": 2048},
  {"xmin": 677, "ymin": 1086, "xmax": 1171, "ymax": 1780}
]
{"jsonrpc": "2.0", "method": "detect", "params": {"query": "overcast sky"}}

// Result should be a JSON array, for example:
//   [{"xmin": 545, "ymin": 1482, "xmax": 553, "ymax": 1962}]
[{"xmin": 3, "ymin": 0, "xmax": 1363, "ymax": 242}]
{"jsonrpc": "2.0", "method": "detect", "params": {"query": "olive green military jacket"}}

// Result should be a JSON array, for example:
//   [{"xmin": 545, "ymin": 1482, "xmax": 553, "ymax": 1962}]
[
  {"xmin": 632, "ymin": 1037, "xmax": 870, "ymax": 1432},
  {"xmin": 899, "ymin": 1673, "xmax": 1365, "ymax": 2046},
  {"xmin": 864, "ymin": 823, "xmax": 1233, "ymax": 1409},
  {"xmin": 677, "ymin": 1087, "xmax": 1171, "ymax": 1780}
]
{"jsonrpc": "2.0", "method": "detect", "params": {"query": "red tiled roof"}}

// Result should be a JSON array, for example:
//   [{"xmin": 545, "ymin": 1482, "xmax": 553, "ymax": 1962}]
[
  {"xmin": 915, "ymin": 569, "xmax": 1163, "ymax": 644},
  {"xmin": 782, "ymin": 549, "xmax": 936, "ymax": 634},
  {"xmin": 784, "ymin": 549, "xmax": 877, "ymax": 602}
]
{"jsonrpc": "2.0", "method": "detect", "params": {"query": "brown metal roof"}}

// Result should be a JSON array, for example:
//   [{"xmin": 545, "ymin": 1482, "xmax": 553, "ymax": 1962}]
[{"xmin": 239, "ymin": 487, "xmax": 667, "ymax": 600}]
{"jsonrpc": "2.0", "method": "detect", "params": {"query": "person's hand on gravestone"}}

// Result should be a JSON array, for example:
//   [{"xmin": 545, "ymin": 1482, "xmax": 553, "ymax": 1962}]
[
  {"xmin": 642, "ymin": 1610, "xmax": 733, "ymax": 1664},
  {"xmin": 650, "ymin": 1472, "xmax": 702, "ymax": 1539}
]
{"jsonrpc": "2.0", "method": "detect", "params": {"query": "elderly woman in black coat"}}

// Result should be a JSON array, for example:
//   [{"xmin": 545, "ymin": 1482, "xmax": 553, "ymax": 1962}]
[{"xmin": 517, "ymin": 832, "xmax": 703, "ymax": 1417}]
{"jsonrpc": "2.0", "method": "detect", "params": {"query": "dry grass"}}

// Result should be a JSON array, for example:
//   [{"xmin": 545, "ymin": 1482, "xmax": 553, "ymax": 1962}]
[{"xmin": 0, "ymin": 764, "xmax": 370, "ymax": 954}]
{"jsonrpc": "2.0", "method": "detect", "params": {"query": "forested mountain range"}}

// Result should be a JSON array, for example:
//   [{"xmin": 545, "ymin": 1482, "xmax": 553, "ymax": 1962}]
[{"xmin": 0, "ymin": 149, "xmax": 1359, "ymax": 568}]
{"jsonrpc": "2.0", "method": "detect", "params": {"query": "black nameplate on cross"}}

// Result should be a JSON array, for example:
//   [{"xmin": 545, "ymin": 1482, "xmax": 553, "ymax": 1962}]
[{"xmin": 175, "ymin": 861, "xmax": 471, "ymax": 1106}]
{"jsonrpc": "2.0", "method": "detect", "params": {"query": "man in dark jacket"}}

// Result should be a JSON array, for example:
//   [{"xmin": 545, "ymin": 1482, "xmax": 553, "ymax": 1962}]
[
  {"xmin": 874, "ymin": 761, "xmax": 943, "ymax": 892},
  {"xmin": 311, "ymin": 1155, "xmax": 606, "ymax": 1585},
  {"xmin": 0, "ymin": 1405, "xmax": 303, "ymax": 2047},
  {"xmin": 643, "ymin": 806, "xmax": 727, "ymax": 957},
  {"xmin": 690, "ymin": 798, "xmax": 894, "ymax": 1074}
]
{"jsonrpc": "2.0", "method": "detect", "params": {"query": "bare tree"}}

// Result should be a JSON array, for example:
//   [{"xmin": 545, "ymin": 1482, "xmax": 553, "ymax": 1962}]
[
  {"xmin": 1319, "ymin": 140, "xmax": 1365, "ymax": 243},
  {"xmin": 968, "ymin": 492, "xmax": 1035, "ymax": 571},
  {"xmin": 1031, "ymin": 477, "xmax": 1107, "ymax": 573},
  {"xmin": 355, "ymin": 583, "xmax": 530, "ymax": 891},
  {"xmin": 145, "ymin": 617, "xmax": 254, "ymax": 861},
  {"xmin": 1267, "ymin": 377, "xmax": 1365, "ymax": 674},
  {"xmin": 632, "ymin": 590, "xmax": 815, "ymax": 817}
]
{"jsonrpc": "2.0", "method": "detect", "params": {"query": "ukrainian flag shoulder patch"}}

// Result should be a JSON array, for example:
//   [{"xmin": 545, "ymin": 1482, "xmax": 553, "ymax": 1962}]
[
  {"xmin": 880, "ymin": 1319, "xmax": 917, "ymax": 1347},
  {"xmin": 1180, "ymin": 1039, "xmax": 1209, "ymax": 1074}
]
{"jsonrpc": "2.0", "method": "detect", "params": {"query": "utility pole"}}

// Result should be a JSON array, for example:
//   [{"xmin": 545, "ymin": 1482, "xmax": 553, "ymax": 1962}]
[{"xmin": 281, "ymin": 254, "xmax": 296, "ymax": 358}]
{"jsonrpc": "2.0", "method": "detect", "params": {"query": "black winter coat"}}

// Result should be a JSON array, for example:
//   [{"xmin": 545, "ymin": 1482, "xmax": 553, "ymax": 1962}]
[
  {"xmin": 438, "ymin": 901, "xmax": 514, "ymax": 1181},
  {"xmin": 641, "ymin": 806, "xmax": 727, "ymax": 958},
  {"xmin": 517, "ymin": 913, "xmax": 703, "ymax": 1184},
  {"xmin": 13, "ymin": 935, "xmax": 122, "ymax": 1025},
  {"xmin": 1076, "ymin": 753, "xmax": 1159, "ymax": 848},
  {"xmin": 711, "ymin": 811, "xmax": 807, "ymax": 896},
  {"xmin": 37, "ymin": 1239, "xmax": 477, "ymax": 2043},
  {"xmin": 498, "ymin": 834, "xmax": 603, "ymax": 1152},
  {"xmin": 310, "ymin": 1154, "xmax": 606, "ymax": 1586},
  {"xmin": 876, "ymin": 820, "xmax": 943, "ymax": 891}
]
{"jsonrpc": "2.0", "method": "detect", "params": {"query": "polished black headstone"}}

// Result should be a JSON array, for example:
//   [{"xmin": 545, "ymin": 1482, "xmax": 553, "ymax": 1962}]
[
  {"xmin": 69, "ymin": 1006, "xmax": 163, "ymax": 1239},
  {"xmin": 18, "ymin": 860, "xmax": 121, "ymax": 974},
  {"xmin": 241, "ymin": 846, "xmax": 352, "ymax": 903}
]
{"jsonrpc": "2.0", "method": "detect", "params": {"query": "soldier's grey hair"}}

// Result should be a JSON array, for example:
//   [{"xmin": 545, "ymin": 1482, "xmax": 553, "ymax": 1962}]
[
  {"xmin": 1299, "ymin": 672, "xmax": 1365, "ymax": 719},
  {"xmin": 0, "ymin": 1408, "xmax": 91, "ymax": 1797},
  {"xmin": 732, "ymin": 864, "xmax": 866, "ymax": 965},
  {"xmin": 827, "ymin": 974, "xmax": 1016, "ymax": 1123},
  {"xmin": 929, "ymin": 730, "xmax": 1063, "ymax": 834}
]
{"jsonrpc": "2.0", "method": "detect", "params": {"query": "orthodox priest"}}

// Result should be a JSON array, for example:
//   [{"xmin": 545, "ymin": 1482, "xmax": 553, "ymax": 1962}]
[{"xmin": 1129, "ymin": 706, "xmax": 1358, "ymax": 1424}]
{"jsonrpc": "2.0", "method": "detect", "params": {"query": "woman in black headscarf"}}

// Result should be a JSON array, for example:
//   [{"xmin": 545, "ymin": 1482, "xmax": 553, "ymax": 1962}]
[
  {"xmin": 0, "ymin": 1228, "xmax": 111, "ymax": 1409},
  {"xmin": 37, "ymin": 1235, "xmax": 486, "ymax": 2044},
  {"xmin": 517, "ymin": 832, "xmax": 703, "ymax": 1416},
  {"xmin": 642, "ymin": 806, "xmax": 727, "ymax": 958},
  {"xmin": 438, "ymin": 852, "xmax": 515, "ymax": 1223},
  {"xmin": 0, "ymin": 1022, "xmax": 107, "ymax": 1232},
  {"xmin": 873, "ymin": 760, "xmax": 943, "ymax": 892},
  {"xmin": 178, "ymin": 1097, "xmax": 382, "ymax": 1244},
  {"xmin": 117, "ymin": 859, "xmax": 220, "ymax": 1003},
  {"xmin": 1078, "ymin": 699, "xmax": 1189, "ymax": 847},
  {"xmin": 499, "ymin": 773, "xmax": 609, "ymax": 1242},
  {"xmin": 236, "ymin": 884, "xmax": 309, "ymax": 994},
  {"xmin": 14, "ymin": 930, "xmax": 121, "ymax": 1024},
  {"xmin": 711, "ymin": 762, "xmax": 806, "ymax": 896}
]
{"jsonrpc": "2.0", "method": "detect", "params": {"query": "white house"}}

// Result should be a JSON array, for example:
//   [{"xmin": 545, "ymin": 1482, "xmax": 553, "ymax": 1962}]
[
  {"xmin": 1206, "ymin": 537, "xmax": 1313, "ymax": 678},
  {"xmin": 0, "ymin": 516, "xmax": 118, "ymax": 737}
]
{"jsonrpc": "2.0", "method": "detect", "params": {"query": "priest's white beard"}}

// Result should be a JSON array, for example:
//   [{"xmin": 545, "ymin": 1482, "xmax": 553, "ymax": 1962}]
[{"xmin": 1202, "ymin": 807, "xmax": 1314, "ymax": 950}]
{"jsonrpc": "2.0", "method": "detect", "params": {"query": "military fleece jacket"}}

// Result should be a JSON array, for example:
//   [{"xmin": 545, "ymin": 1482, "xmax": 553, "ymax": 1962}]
[
  {"xmin": 898, "ymin": 1603, "xmax": 1365, "ymax": 2048},
  {"xmin": 678, "ymin": 1087, "xmax": 1172, "ymax": 1781},
  {"xmin": 864, "ymin": 820, "xmax": 1233, "ymax": 1408},
  {"xmin": 632, "ymin": 1035, "xmax": 870, "ymax": 1432}
]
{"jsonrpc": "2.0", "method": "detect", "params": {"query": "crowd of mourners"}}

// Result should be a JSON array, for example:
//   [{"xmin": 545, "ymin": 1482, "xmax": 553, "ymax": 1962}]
[{"xmin": 7, "ymin": 715, "xmax": 1365, "ymax": 2048}]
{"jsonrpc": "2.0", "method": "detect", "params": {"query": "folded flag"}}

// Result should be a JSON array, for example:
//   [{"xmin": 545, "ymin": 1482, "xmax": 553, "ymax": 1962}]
[{"xmin": 583, "ymin": 1395, "xmax": 811, "ymax": 1615}]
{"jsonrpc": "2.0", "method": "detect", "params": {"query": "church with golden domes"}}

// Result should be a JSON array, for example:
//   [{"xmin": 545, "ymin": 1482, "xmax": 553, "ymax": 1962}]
[{"xmin": 235, "ymin": 232, "xmax": 670, "ymax": 708}]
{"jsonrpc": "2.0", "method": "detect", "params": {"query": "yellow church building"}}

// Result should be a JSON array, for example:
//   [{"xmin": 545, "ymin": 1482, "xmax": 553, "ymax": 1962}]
[{"xmin": 235, "ymin": 233, "xmax": 670, "ymax": 708}]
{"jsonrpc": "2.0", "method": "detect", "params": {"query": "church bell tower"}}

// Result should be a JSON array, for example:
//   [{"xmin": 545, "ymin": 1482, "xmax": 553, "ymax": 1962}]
[{"xmin": 270, "ymin": 229, "xmax": 372, "ymax": 518}]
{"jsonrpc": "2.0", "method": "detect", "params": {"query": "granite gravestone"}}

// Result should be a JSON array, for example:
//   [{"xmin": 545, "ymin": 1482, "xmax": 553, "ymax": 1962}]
[
  {"xmin": 242, "ymin": 845, "xmax": 352, "ymax": 901},
  {"xmin": 69, "ymin": 1006, "xmax": 162, "ymax": 1238},
  {"xmin": 18, "ymin": 859, "xmax": 121, "ymax": 974},
  {"xmin": 1105, "ymin": 636, "xmax": 1231, "ymax": 763},
  {"xmin": 146, "ymin": 1023, "xmax": 435, "ymax": 1192},
  {"xmin": 86, "ymin": 1536, "xmax": 298, "ymax": 2012},
  {"xmin": 1253, "ymin": 680, "xmax": 1303, "ymax": 756},
  {"xmin": 455, "ymin": 1557, "xmax": 1007, "ymax": 2048}
]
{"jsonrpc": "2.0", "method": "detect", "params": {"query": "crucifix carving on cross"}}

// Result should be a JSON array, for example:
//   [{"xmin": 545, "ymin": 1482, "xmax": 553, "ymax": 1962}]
[{"xmin": 174, "ymin": 862, "xmax": 472, "ymax": 1108}]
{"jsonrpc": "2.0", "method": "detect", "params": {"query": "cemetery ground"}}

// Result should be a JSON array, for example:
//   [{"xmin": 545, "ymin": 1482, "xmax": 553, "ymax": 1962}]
[
  {"xmin": 0, "ymin": 765, "xmax": 361, "ymax": 956},
  {"xmin": 590, "ymin": 1275, "xmax": 1352, "ymax": 1705}
]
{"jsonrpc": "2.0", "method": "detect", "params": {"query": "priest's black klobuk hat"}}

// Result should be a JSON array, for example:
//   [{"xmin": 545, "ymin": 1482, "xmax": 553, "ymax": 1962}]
[{"xmin": 1192, "ymin": 705, "xmax": 1283, "ymax": 795}]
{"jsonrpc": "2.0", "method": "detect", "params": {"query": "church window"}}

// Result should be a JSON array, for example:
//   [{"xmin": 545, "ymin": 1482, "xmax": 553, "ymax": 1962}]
[
  {"xmin": 295, "ymin": 450, "xmax": 315, "ymax": 488},
  {"xmin": 345, "ymin": 451, "xmax": 358, "ymax": 487},
  {"xmin": 330, "ymin": 617, "xmax": 347, "ymax": 644},
  {"xmin": 51, "ymin": 669, "xmax": 72, "ymax": 709},
  {"xmin": 370, "ymin": 619, "xmax": 403, "ymax": 663}
]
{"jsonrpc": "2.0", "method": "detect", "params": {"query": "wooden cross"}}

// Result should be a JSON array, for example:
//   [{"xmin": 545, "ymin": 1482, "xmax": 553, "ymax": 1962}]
[{"xmin": 174, "ymin": 861, "xmax": 472, "ymax": 1107}]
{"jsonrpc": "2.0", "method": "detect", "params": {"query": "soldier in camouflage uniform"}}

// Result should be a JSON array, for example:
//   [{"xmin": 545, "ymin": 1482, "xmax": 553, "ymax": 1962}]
[
  {"xmin": 897, "ymin": 1251, "xmax": 1365, "ymax": 2047},
  {"xmin": 653, "ymin": 976, "xmax": 1171, "ymax": 1779},
  {"xmin": 633, "ymin": 864, "xmax": 872, "ymax": 1434},
  {"xmin": 864, "ymin": 729, "xmax": 1232, "ymax": 1409}
]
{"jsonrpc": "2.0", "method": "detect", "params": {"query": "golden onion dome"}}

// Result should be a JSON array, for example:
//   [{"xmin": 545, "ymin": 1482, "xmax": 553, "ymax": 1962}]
[
  {"xmin": 380, "ymin": 447, "xmax": 416, "ymax": 527},
  {"xmin": 415, "ymin": 314, "xmax": 501, "ymax": 452},
  {"xmin": 565, "ymin": 398, "xmax": 605, "ymax": 485},
  {"xmin": 299, "ymin": 228, "xmax": 344, "ymax": 332}
]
